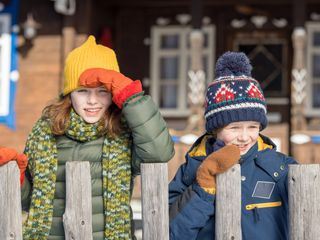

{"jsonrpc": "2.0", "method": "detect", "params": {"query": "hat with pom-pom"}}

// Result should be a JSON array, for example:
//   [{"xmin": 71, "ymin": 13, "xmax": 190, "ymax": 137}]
[{"xmin": 205, "ymin": 51, "xmax": 267, "ymax": 132}]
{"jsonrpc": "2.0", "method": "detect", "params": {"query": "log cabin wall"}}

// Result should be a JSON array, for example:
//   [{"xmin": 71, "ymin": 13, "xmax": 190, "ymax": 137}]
[
  {"xmin": 0, "ymin": 0, "xmax": 62, "ymax": 150},
  {"xmin": 0, "ymin": 0, "xmax": 320, "ymax": 164}
]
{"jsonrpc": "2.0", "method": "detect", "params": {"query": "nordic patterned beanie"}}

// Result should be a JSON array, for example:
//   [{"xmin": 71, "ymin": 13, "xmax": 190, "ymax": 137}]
[
  {"xmin": 205, "ymin": 51, "xmax": 268, "ymax": 133},
  {"xmin": 62, "ymin": 35, "xmax": 120, "ymax": 96}
]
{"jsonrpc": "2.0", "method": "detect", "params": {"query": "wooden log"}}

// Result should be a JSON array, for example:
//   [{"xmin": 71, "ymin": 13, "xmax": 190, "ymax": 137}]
[
  {"xmin": 141, "ymin": 163, "xmax": 169, "ymax": 240},
  {"xmin": 63, "ymin": 161, "xmax": 92, "ymax": 240},
  {"xmin": 0, "ymin": 162, "xmax": 23, "ymax": 240},
  {"xmin": 289, "ymin": 164, "xmax": 320, "ymax": 240},
  {"xmin": 216, "ymin": 164, "xmax": 242, "ymax": 240}
]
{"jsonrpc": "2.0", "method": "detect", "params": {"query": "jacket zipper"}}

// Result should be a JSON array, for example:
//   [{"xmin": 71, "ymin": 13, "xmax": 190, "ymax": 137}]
[
  {"xmin": 246, "ymin": 201, "xmax": 282, "ymax": 222},
  {"xmin": 246, "ymin": 201, "xmax": 282, "ymax": 210}
]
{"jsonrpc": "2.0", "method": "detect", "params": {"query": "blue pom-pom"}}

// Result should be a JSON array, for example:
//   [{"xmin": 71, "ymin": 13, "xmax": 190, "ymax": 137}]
[{"xmin": 215, "ymin": 51, "xmax": 252, "ymax": 78}]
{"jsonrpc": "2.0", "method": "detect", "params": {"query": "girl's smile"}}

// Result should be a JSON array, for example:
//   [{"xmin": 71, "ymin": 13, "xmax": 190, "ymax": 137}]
[{"xmin": 71, "ymin": 87, "xmax": 112, "ymax": 123}]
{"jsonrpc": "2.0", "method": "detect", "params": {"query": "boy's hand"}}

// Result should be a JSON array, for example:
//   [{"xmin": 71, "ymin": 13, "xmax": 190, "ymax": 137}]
[
  {"xmin": 79, "ymin": 68, "xmax": 142, "ymax": 109},
  {"xmin": 196, "ymin": 145, "xmax": 240, "ymax": 191},
  {"xmin": 0, "ymin": 147, "xmax": 28, "ymax": 185}
]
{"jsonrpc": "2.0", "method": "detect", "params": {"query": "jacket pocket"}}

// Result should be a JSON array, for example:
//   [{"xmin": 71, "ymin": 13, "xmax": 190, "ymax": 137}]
[{"xmin": 246, "ymin": 201, "xmax": 282, "ymax": 210}]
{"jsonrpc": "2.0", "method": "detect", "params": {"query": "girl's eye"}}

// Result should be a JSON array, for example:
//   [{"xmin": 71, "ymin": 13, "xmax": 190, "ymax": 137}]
[
  {"xmin": 99, "ymin": 90, "xmax": 108, "ymax": 93},
  {"xmin": 77, "ymin": 89, "xmax": 87, "ymax": 93},
  {"xmin": 98, "ymin": 90, "xmax": 109, "ymax": 95}
]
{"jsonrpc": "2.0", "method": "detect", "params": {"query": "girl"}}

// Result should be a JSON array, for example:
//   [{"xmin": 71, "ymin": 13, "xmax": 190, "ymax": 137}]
[{"xmin": 19, "ymin": 35, "xmax": 174, "ymax": 239}]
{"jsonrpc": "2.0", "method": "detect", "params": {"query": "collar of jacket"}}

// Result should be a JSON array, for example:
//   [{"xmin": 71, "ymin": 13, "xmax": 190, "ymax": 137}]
[
  {"xmin": 258, "ymin": 134, "xmax": 276, "ymax": 150},
  {"xmin": 188, "ymin": 134, "xmax": 211, "ymax": 157},
  {"xmin": 188, "ymin": 133, "xmax": 275, "ymax": 158},
  {"xmin": 239, "ymin": 135, "xmax": 274, "ymax": 165},
  {"xmin": 255, "ymin": 150, "xmax": 289, "ymax": 182},
  {"xmin": 255, "ymin": 135, "xmax": 289, "ymax": 182}
]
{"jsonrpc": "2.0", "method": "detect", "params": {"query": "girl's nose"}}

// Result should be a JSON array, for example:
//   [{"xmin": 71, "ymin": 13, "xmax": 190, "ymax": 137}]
[{"xmin": 87, "ymin": 92, "xmax": 98, "ymax": 104}]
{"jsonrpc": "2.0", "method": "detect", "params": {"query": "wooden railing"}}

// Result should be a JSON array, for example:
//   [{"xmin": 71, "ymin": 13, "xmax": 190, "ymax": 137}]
[
  {"xmin": 1, "ymin": 162, "xmax": 319, "ymax": 239},
  {"xmin": 0, "ymin": 161, "xmax": 169, "ymax": 240},
  {"xmin": 215, "ymin": 165, "xmax": 241, "ymax": 239}
]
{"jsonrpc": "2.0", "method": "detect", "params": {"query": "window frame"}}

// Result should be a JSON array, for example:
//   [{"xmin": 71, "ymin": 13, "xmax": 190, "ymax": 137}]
[
  {"xmin": 306, "ymin": 22, "xmax": 320, "ymax": 116},
  {"xmin": 0, "ymin": 13, "xmax": 12, "ymax": 117},
  {"xmin": 150, "ymin": 25, "xmax": 215, "ymax": 117},
  {"xmin": 233, "ymin": 37, "xmax": 288, "ymax": 98}
]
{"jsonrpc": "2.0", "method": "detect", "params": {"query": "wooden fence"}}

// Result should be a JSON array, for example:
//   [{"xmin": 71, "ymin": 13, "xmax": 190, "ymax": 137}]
[
  {"xmin": 0, "ymin": 162, "xmax": 320, "ymax": 240},
  {"xmin": 0, "ymin": 162, "xmax": 23, "ymax": 240}
]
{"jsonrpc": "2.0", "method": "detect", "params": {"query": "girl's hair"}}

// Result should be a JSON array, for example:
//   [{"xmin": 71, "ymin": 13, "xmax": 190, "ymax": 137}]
[{"xmin": 42, "ymin": 95, "xmax": 123, "ymax": 136}]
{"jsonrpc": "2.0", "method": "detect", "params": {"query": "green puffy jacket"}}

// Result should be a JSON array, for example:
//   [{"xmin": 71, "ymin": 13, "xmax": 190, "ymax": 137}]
[{"xmin": 21, "ymin": 95, "xmax": 174, "ymax": 239}]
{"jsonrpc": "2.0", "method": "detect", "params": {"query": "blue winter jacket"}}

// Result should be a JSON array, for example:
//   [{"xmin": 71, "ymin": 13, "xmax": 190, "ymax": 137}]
[{"xmin": 169, "ymin": 134, "xmax": 297, "ymax": 240}]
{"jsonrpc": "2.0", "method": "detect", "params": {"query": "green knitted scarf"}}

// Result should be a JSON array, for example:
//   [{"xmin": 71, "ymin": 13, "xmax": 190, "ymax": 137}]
[{"xmin": 23, "ymin": 109, "xmax": 132, "ymax": 239}]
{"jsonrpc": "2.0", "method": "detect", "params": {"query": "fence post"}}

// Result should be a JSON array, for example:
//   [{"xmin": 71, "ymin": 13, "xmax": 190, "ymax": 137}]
[
  {"xmin": 63, "ymin": 161, "xmax": 93, "ymax": 240},
  {"xmin": 0, "ymin": 162, "xmax": 23, "ymax": 240},
  {"xmin": 141, "ymin": 163, "xmax": 169, "ymax": 240},
  {"xmin": 216, "ymin": 164, "xmax": 242, "ymax": 240},
  {"xmin": 289, "ymin": 164, "xmax": 320, "ymax": 240}
]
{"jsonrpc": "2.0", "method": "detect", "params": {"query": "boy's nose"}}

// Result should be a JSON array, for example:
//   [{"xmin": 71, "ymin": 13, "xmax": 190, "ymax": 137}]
[{"xmin": 238, "ymin": 129, "xmax": 250, "ymax": 141}]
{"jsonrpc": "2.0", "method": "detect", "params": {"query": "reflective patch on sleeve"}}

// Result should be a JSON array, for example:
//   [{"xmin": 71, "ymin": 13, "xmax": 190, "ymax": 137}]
[{"xmin": 252, "ymin": 181, "xmax": 275, "ymax": 199}]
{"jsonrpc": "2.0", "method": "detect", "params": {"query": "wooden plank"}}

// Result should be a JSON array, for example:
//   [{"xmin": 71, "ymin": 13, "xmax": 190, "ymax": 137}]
[
  {"xmin": 292, "ymin": 143, "xmax": 313, "ymax": 164},
  {"xmin": 289, "ymin": 164, "xmax": 320, "ymax": 240},
  {"xmin": 60, "ymin": 16, "xmax": 76, "ymax": 93},
  {"xmin": 293, "ymin": 0, "xmax": 306, "ymax": 27},
  {"xmin": 141, "ymin": 163, "xmax": 169, "ymax": 240},
  {"xmin": 63, "ymin": 161, "xmax": 92, "ymax": 240},
  {"xmin": 216, "ymin": 164, "xmax": 242, "ymax": 240},
  {"xmin": 191, "ymin": 0, "xmax": 203, "ymax": 29},
  {"xmin": 0, "ymin": 162, "xmax": 23, "ymax": 240},
  {"xmin": 101, "ymin": 0, "xmax": 297, "ymax": 7}
]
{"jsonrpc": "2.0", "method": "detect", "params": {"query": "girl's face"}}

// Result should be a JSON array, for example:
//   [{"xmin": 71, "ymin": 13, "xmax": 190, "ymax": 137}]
[
  {"xmin": 71, "ymin": 87, "xmax": 112, "ymax": 124},
  {"xmin": 217, "ymin": 121, "xmax": 260, "ymax": 155}
]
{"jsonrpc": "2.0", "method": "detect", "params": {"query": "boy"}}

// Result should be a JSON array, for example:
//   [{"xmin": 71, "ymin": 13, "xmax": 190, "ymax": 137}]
[{"xmin": 169, "ymin": 51, "xmax": 297, "ymax": 240}]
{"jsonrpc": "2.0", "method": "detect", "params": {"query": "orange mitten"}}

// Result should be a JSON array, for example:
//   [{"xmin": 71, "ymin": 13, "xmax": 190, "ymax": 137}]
[
  {"xmin": 0, "ymin": 147, "xmax": 28, "ymax": 185},
  {"xmin": 79, "ymin": 68, "xmax": 142, "ymax": 108},
  {"xmin": 0, "ymin": 147, "xmax": 18, "ymax": 164},
  {"xmin": 196, "ymin": 145, "xmax": 240, "ymax": 193}
]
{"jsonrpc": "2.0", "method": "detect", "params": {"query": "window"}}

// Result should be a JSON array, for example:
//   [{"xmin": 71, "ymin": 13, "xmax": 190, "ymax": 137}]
[
  {"xmin": 234, "ymin": 38, "xmax": 288, "ymax": 98},
  {"xmin": 0, "ymin": 14, "xmax": 11, "ymax": 117},
  {"xmin": 150, "ymin": 25, "xmax": 215, "ymax": 117},
  {"xmin": 306, "ymin": 22, "xmax": 320, "ymax": 115}
]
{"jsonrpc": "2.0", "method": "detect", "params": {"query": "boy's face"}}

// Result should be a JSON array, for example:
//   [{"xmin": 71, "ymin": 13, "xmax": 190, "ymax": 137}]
[
  {"xmin": 71, "ymin": 86, "xmax": 112, "ymax": 124},
  {"xmin": 217, "ymin": 121, "xmax": 260, "ymax": 155}
]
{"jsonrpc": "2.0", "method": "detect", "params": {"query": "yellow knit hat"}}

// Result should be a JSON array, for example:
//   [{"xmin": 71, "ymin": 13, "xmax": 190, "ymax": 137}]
[{"xmin": 62, "ymin": 35, "xmax": 120, "ymax": 96}]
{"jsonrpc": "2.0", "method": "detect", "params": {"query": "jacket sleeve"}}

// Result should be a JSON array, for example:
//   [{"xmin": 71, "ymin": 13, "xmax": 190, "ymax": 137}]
[
  {"xmin": 21, "ymin": 168, "xmax": 32, "ymax": 211},
  {"xmin": 169, "ymin": 162, "xmax": 215, "ymax": 240},
  {"xmin": 122, "ymin": 95, "xmax": 175, "ymax": 174}
]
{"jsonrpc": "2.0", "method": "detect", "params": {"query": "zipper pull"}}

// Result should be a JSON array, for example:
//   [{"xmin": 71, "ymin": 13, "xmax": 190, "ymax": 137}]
[{"xmin": 253, "ymin": 207, "xmax": 260, "ymax": 222}]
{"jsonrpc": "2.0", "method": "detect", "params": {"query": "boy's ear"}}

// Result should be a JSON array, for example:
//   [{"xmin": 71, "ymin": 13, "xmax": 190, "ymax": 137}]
[{"xmin": 210, "ymin": 128, "xmax": 222, "ymax": 139}]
